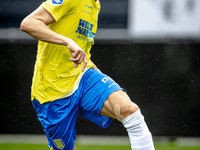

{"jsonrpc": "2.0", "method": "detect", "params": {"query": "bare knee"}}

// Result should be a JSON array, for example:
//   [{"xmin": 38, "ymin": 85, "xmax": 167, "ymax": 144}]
[
  {"xmin": 113, "ymin": 92, "xmax": 139, "ymax": 122},
  {"xmin": 101, "ymin": 90, "xmax": 139, "ymax": 122},
  {"xmin": 120, "ymin": 102, "xmax": 139, "ymax": 118},
  {"xmin": 114, "ymin": 102, "xmax": 139, "ymax": 122}
]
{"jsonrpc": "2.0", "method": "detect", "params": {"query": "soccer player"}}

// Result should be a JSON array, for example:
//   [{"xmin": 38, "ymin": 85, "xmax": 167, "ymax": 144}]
[{"xmin": 20, "ymin": 0, "xmax": 155, "ymax": 150}]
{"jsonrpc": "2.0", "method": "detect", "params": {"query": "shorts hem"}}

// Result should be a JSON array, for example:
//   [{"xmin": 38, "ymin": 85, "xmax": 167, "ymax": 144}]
[
  {"xmin": 99, "ymin": 88, "xmax": 123, "ymax": 114},
  {"xmin": 98, "ymin": 87, "xmax": 123, "ymax": 128}
]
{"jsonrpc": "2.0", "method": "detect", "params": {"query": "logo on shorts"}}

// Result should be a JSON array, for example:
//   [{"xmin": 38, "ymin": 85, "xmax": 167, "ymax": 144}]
[
  {"xmin": 52, "ymin": 0, "xmax": 64, "ymax": 5},
  {"xmin": 101, "ymin": 77, "xmax": 109, "ymax": 83},
  {"xmin": 53, "ymin": 139, "xmax": 65, "ymax": 149}
]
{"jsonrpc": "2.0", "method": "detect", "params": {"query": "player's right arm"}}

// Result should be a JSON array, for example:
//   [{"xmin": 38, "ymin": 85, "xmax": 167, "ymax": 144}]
[{"xmin": 20, "ymin": 6, "xmax": 87, "ymax": 71}]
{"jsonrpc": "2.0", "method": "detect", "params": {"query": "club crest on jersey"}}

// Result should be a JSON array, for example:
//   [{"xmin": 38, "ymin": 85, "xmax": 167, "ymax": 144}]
[
  {"xmin": 52, "ymin": 139, "xmax": 65, "ymax": 149},
  {"xmin": 52, "ymin": 0, "xmax": 64, "ymax": 5}
]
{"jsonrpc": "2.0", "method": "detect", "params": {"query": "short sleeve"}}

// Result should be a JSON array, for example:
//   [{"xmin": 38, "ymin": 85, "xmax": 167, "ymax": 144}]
[{"xmin": 41, "ymin": 0, "xmax": 79, "ymax": 21}]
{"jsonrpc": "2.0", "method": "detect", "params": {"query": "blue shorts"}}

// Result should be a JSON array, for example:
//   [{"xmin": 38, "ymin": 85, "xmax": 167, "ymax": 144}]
[{"xmin": 32, "ymin": 68, "xmax": 123, "ymax": 150}]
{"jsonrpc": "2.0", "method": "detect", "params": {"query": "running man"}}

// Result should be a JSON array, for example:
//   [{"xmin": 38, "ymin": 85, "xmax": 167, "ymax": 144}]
[{"xmin": 20, "ymin": 0, "xmax": 155, "ymax": 149}]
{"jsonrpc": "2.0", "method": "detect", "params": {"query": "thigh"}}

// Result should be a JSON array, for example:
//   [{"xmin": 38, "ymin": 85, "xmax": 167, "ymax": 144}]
[
  {"xmin": 79, "ymin": 68, "xmax": 123, "ymax": 128},
  {"xmin": 101, "ymin": 90, "xmax": 139, "ymax": 122}
]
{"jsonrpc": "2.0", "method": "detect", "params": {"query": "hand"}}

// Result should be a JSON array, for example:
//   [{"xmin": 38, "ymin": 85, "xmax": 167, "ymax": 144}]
[{"xmin": 67, "ymin": 39, "xmax": 87, "ymax": 71}]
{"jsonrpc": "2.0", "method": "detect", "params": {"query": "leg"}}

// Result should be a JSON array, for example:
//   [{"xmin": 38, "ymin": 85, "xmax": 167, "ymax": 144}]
[
  {"xmin": 101, "ymin": 90, "xmax": 155, "ymax": 150},
  {"xmin": 101, "ymin": 90, "xmax": 139, "ymax": 122},
  {"xmin": 32, "ymin": 98, "xmax": 79, "ymax": 150},
  {"xmin": 78, "ymin": 68, "xmax": 154, "ymax": 149}
]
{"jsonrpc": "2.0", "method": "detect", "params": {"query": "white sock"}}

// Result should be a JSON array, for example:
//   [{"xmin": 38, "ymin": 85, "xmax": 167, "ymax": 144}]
[{"xmin": 122, "ymin": 109, "xmax": 155, "ymax": 150}]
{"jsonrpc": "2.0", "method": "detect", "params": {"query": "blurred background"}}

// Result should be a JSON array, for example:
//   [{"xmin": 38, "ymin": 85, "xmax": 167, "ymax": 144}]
[{"xmin": 0, "ymin": 0, "xmax": 200, "ymax": 138}]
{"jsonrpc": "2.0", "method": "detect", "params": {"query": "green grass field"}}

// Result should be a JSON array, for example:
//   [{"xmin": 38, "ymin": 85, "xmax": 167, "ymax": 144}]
[{"xmin": 0, "ymin": 143, "xmax": 200, "ymax": 150}]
